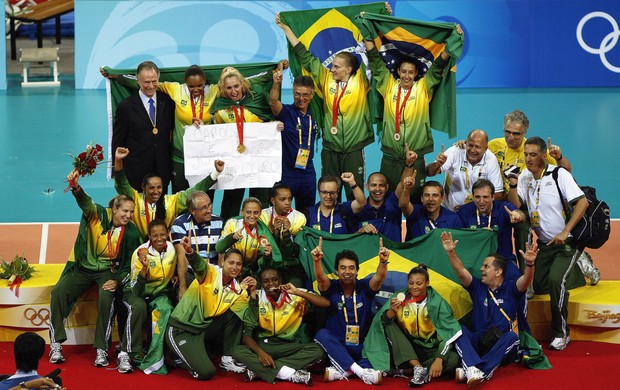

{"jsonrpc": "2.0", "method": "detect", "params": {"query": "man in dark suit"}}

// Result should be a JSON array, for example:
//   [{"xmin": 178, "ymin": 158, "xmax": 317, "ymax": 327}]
[{"xmin": 112, "ymin": 61, "xmax": 174, "ymax": 191}]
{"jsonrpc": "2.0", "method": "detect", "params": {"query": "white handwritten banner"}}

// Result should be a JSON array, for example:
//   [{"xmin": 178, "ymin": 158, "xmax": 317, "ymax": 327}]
[{"xmin": 184, "ymin": 122, "xmax": 282, "ymax": 190}]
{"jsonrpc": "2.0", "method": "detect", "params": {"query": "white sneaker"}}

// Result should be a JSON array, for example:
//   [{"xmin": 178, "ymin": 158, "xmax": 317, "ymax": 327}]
[
  {"xmin": 577, "ymin": 252, "xmax": 600, "ymax": 286},
  {"xmin": 409, "ymin": 365, "xmax": 428, "ymax": 386},
  {"xmin": 117, "ymin": 352, "xmax": 133, "ymax": 374},
  {"xmin": 49, "ymin": 342, "xmax": 65, "ymax": 364},
  {"xmin": 324, "ymin": 366, "xmax": 346, "ymax": 381},
  {"xmin": 94, "ymin": 349, "xmax": 109, "ymax": 367},
  {"xmin": 455, "ymin": 367, "xmax": 466, "ymax": 383},
  {"xmin": 358, "ymin": 368, "xmax": 382, "ymax": 385},
  {"xmin": 288, "ymin": 369, "xmax": 313, "ymax": 386},
  {"xmin": 219, "ymin": 355, "xmax": 246, "ymax": 373},
  {"xmin": 245, "ymin": 369, "xmax": 258, "ymax": 382},
  {"xmin": 550, "ymin": 336, "xmax": 571, "ymax": 351},
  {"xmin": 465, "ymin": 366, "xmax": 484, "ymax": 388},
  {"xmin": 526, "ymin": 284, "xmax": 535, "ymax": 299}
]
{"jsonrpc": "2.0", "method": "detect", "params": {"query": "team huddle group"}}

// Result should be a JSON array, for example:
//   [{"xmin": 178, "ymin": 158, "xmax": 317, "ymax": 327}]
[{"xmin": 42, "ymin": 5, "xmax": 599, "ymax": 389}]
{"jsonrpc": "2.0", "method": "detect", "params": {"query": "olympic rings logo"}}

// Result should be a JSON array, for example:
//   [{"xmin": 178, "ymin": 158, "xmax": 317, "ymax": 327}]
[
  {"xmin": 24, "ymin": 307, "xmax": 50, "ymax": 327},
  {"xmin": 576, "ymin": 11, "xmax": 620, "ymax": 73}
]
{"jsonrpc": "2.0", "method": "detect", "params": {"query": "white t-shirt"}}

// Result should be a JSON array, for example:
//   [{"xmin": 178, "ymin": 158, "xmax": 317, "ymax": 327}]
[
  {"xmin": 440, "ymin": 146, "xmax": 503, "ymax": 211},
  {"xmin": 517, "ymin": 165, "xmax": 584, "ymax": 243}
]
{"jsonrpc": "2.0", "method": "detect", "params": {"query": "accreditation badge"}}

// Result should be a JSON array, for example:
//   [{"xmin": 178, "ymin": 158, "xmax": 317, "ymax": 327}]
[
  {"xmin": 294, "ymin": 148, "xmax": 310, "ymax": 169},
  {"xmin": 530, "ymin": 211, "xmax": 541, "ymax": 228},
  {"xmin": 345, "ymin": 325, "xmax": 360, "ymax": 346},
  {"xmin": 464, "ymin": 193, "xmax": 473, "ymax": 204}
]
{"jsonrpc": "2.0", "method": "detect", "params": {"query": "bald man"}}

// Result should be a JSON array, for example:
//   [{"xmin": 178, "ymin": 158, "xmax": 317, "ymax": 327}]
[{"xmin": 427, "ymin": 129, "xmax": 503, "ymax": 211}]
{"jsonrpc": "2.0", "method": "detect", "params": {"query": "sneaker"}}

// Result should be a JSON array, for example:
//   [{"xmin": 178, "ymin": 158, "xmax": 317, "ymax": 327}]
[
  {"xmin": 550, "ymin": 336, "xmax": 571, "ymax": 351},
  {"xmin": 94, "ymin": 349, "xmax": 109, "ymax": 367},
  {"xmin": 577, "ymin": 252, "xmax": 600, "ymax": 286},
  {"xmin": 359, "ymin": 368, "xmax": 382, "ymax": 385},
  {"xmin": 117, "ymin": 352, "xmax": 133, "ymax": 374},
  {"xmin": 465, "ymin": 366, "xmax": 484, "ymax": 388},
  {"xmin": 384, "ymin": 368, "xmax": 408, "ymax": 378},
  {"xmin": 324, "ymin": 366, "xmax": 346, "ymax": 382},
  {"xmin": 526, "ymin": 284, "xmax": 535, "ymax": 300},
  {"xmin": 455, "ymin": 367, "xmax": 466, "ymax": 383},
  {"xmin": 219, "ymin": 355, "xmax": 246, "ymax": 373},
  {"xmin": 289, "ymin": 369, "xmax": 313, "ymax": 386},
  {"xmin": 245, "ymin": 369, "xmax": 257, "ymax": 382},
  {"xmin": 49, "ymin": 342, "xmax": 65, "ymax": 364},
  {"xmin": 409, "ymin": 366, "xmax": 428, "ymax": 386}
]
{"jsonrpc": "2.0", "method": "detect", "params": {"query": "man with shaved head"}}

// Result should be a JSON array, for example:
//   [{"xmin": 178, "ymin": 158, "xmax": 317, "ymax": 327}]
[{"xmin": 427, "ymin": 129, "xmax": 503, "ymax": 211}]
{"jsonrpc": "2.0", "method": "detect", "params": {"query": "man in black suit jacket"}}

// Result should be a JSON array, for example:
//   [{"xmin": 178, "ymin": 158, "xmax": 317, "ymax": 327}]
[{"xmin": 112, "ymin": 61, "xmax": 174, "ymax": 191}]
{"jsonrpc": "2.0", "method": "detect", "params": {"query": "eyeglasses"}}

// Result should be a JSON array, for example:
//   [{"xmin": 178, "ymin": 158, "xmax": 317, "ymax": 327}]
[
  {"xmin": 193, "ymin": 205, "xmax": 212, "ymax": 212},
  {"xmin": 319, "ymin": 190, "xmax": 338, "ymax": 197},
  {"xmin": 504, "ymin": 129, "xmax": 524, "ymax": 137}
]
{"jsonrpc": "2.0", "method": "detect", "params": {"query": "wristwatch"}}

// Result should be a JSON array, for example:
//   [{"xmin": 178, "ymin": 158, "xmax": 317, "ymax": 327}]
[{"xmin": 19, "ymin": 382, "xmax": 28, "ymax": 389}]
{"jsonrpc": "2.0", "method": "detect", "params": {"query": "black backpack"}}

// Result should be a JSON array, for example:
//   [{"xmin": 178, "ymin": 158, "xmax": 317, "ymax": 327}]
[{"xmin": 551, "ymin": 167, "xmax": 611, "ymax": 249}]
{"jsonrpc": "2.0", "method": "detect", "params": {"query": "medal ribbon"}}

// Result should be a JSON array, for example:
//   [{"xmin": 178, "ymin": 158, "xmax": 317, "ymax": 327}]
[
  {"xmin": 190, "ymin": 93, "xmax": 205, "ymax": 122},
  {"xmin": 266, "ymin": 289, "xmax": 292, "ymax": 309},
  {"xmin": 233, "ymin": 104, "xmax": 245, "ymax": 146},
  {"xmin": 395, "ymin": 86, "xmax": 412, "ymax": 137},
  {"xmin": 144, "ymin": 197, "xmax": 154, "ymax": 227},
  {"xmin": 243, "ymin": 221, "xmax": 257, "ymax": 239},
  {"xmin": 402, "ymin": 292, "xmax": 427, "ymax": 306},
  {"xmin": 331, "ymin": 82, "xmax": 348, "ymax": 129},
  {"xmin": 107, "ymin": 225, "xmax": 126, "ymax": 272}
]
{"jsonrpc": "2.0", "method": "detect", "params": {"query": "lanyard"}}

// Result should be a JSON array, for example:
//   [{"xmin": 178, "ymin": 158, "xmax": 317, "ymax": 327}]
[
  {"xmin": 189, "ymin": 220, "xmax": 211, "ymax": 256},
  {"xmin": 107, "ymin": 226, "xmax": 125, "ymax": 271},
  {"xmin": 342, "ymin": 291, "xmax": 359, "ymax": 325},
  {"xmin": 317, "ymin": 207, "xmax": 334, "ymax": 233},
  {"xmin": 465, "ymin": 165, "xmax": 484, "ymax": 189},
  {"xmin": 428, "ymin": 219, "xmax": 437, "ymax": 230},
  {"xmin": 331, "ymin": 82, "xmax": 348, "ymax": 128},
  {"xmin": 297, "ymin": 115, "xmax": 312, "ymax": 148},
  {"xmin": 394, "ymin": 86, "xmax": 412, "ymax": 136},
  {"xmin": 488, "ymin": 289, "xmax": 517, "ymax": 332},
  {"xmin": 476, "ymin": 209, "xmax": 492, "ymax": 229},
  {"xmin": 190, "ymin": 93, "xmax": 205, "ymax": 122},
  {"xmin": 527, "ymin": 167, "xmax": 546, "ymax": 211}
]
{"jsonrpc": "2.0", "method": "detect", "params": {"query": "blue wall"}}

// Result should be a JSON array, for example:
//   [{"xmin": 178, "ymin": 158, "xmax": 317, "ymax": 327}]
[{"xmin": 73, "ymin": 0, "xmax": 620, "ymax": 89}]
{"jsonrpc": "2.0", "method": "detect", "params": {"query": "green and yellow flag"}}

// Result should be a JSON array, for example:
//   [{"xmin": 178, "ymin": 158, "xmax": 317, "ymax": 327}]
[
  {"xmin": 357, "ymin": 12, "xmax": 464, "ymax": 137},
  {"xmin": 279, "ymin": 2, "xmax": 389, "ymax": 135},
  {"xmin": 294, "ymin": 227, "xmax": 498, "ymax": 320},
  {"xmin": 102, "ymin": 62, "xmax": 279, "ymax": 168}
]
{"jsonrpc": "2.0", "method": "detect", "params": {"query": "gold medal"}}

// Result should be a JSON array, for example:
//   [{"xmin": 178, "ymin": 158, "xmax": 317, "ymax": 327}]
[
  {"xmin": 394, "ymin": 133, "xmax": 401, "ymax": 141},
  {"xmin": 240, "ymin": 281, "xmax": 248, "ymax": 290},
  {"xmin": 396, "ymin": 292, "xmax": 406, "ymax": 302},
  {"xmin": 152, "ymin": 127, "xmax": 158, "ymax": 135},
  {"xmin": 260, "ymin": 237, "xmax": 269, "ymax": 246},
  {"xmin": 330, "ymin": 126, "xmax": 338, "ymax": 135},
  {"xmin": 237, "ymin": 144, "xmax": 246, "ymax": 153}
]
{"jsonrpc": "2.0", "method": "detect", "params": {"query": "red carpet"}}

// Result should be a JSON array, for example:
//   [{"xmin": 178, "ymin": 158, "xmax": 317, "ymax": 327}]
[{"xmin": 1, "ymin": 341, "xmax": 618, "ymax": 389}]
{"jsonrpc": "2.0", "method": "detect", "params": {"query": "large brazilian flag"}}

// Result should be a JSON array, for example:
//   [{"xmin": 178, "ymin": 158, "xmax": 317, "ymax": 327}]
[
  {"xmin": 279, "ymin": 2, "xmax": 389, "ymax": 135},
  {"xmin": 357, "ymin": 12, "xmax": 464, "ymax": 138},
  {"xmin": 101, "ymin": 62, "xmax": 279, "ymax": 170},
  {"xmin": 294, "ymin": 227, "xmax": 498, "ymax": 320},
  {"xmin": 295, "ymin": 227, "xmax": 552, "ymax": 369}
]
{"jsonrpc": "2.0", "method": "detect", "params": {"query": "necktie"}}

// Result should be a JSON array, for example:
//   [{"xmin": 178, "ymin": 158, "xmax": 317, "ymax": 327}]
[{"xmin": 148, "ymin": 98, "xmax": 155, "ymax": 123}]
